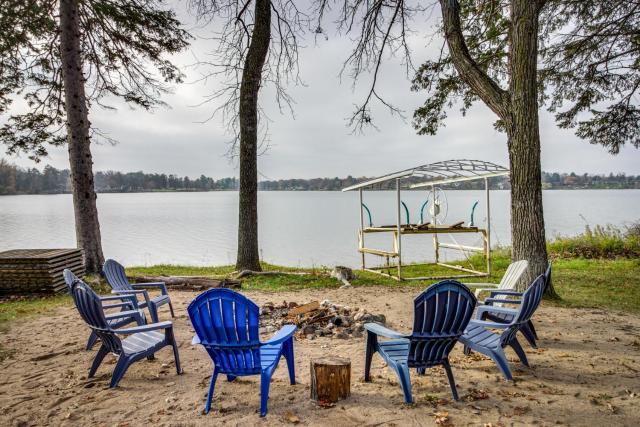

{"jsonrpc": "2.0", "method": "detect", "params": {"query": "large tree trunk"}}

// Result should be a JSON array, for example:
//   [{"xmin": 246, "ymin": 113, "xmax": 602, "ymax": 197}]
[
  {"xmin": 506, "ymin": 1, "xmax": 556, "ymax": 296},
  {"xmin": 439, "ymin": 0, "xmax": 556, "ymax": 296},
  {"xmin": 236, "ymin": 0, "xmax": 271, "ymax": 272},
  {"xmin": 60, "ymin": 0, "xmax": 105, "ymax": 274}
]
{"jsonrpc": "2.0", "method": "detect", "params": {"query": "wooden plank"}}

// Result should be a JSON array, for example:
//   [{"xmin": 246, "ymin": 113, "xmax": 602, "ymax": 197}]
[{"xmin": 287, "ymin": 301, "xmax": 320, "ymax": 318}]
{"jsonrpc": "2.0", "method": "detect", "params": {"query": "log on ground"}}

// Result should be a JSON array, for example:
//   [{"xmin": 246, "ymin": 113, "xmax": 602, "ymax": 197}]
[{"xmin": 130, "ymin": 276, "xmax": 240, "ymax": 290}]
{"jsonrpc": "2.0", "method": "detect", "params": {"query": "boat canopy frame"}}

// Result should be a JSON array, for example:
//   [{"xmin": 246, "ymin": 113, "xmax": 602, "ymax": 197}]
[{"xmin": 342, "ymin": 159, "xmax": 509, "ymax": 281}]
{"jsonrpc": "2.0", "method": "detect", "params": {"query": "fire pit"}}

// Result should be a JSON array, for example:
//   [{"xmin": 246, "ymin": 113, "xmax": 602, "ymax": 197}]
[{"xmin": 259, "ymin": 299, "xmax": 386, "ymax": 340}]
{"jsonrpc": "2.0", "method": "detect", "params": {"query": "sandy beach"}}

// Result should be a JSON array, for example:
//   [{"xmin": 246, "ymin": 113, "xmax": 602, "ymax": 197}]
[{"xmin": 1, "ymin": 287, "xmax": 639, "ymax": 426}]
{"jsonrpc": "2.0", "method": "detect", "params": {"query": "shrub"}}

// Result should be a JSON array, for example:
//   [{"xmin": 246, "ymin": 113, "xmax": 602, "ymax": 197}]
[{"xmin": 548, "ymin": 223, "xmax": 640, "ymax": 259}]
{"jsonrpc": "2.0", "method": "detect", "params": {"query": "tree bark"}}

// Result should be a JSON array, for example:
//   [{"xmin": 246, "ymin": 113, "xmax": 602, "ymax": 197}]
[
  {"xmin": 506, "ymin": 0, "xmax": 555, "ymax": 294},
  {"xmin": 439, "ymin": 0, "xmax": 555, "ymax": 295},
  {"xmin": 236, "ymin": 0, "xmax": 271, "ymax": 272},
  {"xmin": 60, "ymin": 0, "xmax": 105, "ymax": 274}
]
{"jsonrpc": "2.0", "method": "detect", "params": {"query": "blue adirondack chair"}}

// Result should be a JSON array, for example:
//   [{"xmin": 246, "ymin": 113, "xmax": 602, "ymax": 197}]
[
  {"xmin": 459, "ymin": 274, "xmax": 546, "ymax": 380},
  {"xmin": 188, "ymin": 289, "xmax": 296, "ymax": 417},
  {"xmin": 63, "ymin": 269, "xmax": 140, "ymax": 351},
  {"xmin": 364, "ymin": 280, "xmax": 477, "ymax": 402},
  {"xmin": 103, "ymin": 259, "xmax": 175, "ymax": 323},
  {"xmin": 70, "ymin": 278, "xmax": 182, "ymax": 387},
  {"xmin": 480, "ymin": 263, "xmax": 552, "ymax": 347}
]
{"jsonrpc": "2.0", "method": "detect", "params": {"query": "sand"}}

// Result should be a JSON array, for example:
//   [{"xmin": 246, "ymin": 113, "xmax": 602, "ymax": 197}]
[{"xmin": 1, "ymin": 287, "xmax": 639, "ymax": 426}]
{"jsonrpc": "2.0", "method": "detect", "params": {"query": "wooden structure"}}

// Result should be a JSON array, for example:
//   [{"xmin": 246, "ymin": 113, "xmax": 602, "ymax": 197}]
[
  {"xmin": 310, "ymin": 357, "xmax": 351, "ymax": 403},
  {"xmin": 342, "ymin": 159, "xmax": 509, "ymax": 281},
  {"xmin": 0, "ymin": 248, "xmax": 84, "ymax": 294}
]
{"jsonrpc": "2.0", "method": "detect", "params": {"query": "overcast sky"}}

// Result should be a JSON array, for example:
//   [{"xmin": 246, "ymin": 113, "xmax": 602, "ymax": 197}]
[{"xmin": 6, "ymin": 3, "xmax": 640, "ymax": 179}]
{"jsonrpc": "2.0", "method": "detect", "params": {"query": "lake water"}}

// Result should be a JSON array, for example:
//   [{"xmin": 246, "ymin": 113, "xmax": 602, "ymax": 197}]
[{"xmin": 0, "ymin": 190, "xmax": 638, "ymax": 268}]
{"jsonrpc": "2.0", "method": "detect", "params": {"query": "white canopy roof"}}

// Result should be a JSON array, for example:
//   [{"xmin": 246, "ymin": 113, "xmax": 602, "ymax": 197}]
[{"xmin": 342, "ymin": 159, "xmax": 509, "ymax": 191}]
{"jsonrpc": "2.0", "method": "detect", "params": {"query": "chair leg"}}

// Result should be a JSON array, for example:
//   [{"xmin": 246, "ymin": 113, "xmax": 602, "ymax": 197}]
[
  {"xmin": 86, "ymin": 332, "xmax": 99, "ymax": 351},
  {"xmin": 148, "ymin": 303, "xmax": 159, "ymax": 323},
  {"xmin": 417, "ymin": 367, "xmax": 426, "ymax": 376},
  {"xmin": 167, "ymin": 328, "xmax": 182, "ymax": 374},
  {"xmin": 364, "ymin": 331, "xmax": 377, "ymax": 382},
  {"xmin": 508, "ymin": 338, "xmax": 529, "ymax": 367},
  {"xmin": 463, "ymin": 344, "xmax": 471, "ymax": 356},
  {"xmin": 394, "ymin": 364, "xmax": 413, "ymax": 404},
  {"xmin": 89, "ymin": 344, "xmax": 109, "ymax": 378},
  {"xmin": 168, "ymin": 300, "xmax": 176, "ymax": 318},
  {"xmin": 528, "ymin": 320, "xmax": 538, "ymax": 340},
  {"xmin": 442, "ymin": 360, "xmax": 459, "ymax": 401},
  {"xmin": 519, "ymin": 324, "xmax": 538, "ymax": 349},
  {"xmin": 204, "ymin": 368, "xmax": 219, "ymax": 414},
  {"xmin": 489, "ymin": 349, "xmax": 513, "ymax": 381},
  {"xmin": 110, "ymin": 356, "xmax": 132, "ymax": 388},
  {"xmin": 260, "ymin": 372, "xmax": 272, "ymax": 417},
  {"xmin": 283, "ymin": 338, "xmax": 296, "ymax": 385}
]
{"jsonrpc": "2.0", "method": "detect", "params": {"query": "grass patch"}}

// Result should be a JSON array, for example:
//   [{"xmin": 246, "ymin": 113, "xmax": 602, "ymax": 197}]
[
  {"xmin": 125, "ymin": 252, "xmax": 640, "ymax": 313},
  {"xmin": 548, "ymin": 223, "xmax": 640, "ymax": 259},
  {"xmin": 1, "ymin": 225, "xmax": 639, "ymax": 339},
  {"xmin": 0, "ymin": 294, "xmax": 70, "ymax": 361}
]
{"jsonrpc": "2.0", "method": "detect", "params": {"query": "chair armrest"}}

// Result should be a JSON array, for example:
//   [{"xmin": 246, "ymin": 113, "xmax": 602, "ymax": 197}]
[
  {"xmin": 364, "ymin": 323, "xmax": 408, "ymax": 339},
  {"xmin": 473, "ymin": 287, "xmax": 506, "ymax": 297},
  {"xmin": 464, "ymin": 283, "xmax": 499, "ymax": 288},
  {"xmin": 467, "ymin": 319, "xmax": 511, "ymax": 329},
  {"xmin": 106, "ymin": 309, "xmax": 145, "ymax": 325},
  {"xmin": 99, "ymin": 294, "xmax": 133, "ymax": 302},
  {"xmin": 113, "ymin": 289, "xmax": 150, "ymax": 306},
  {"xmin": 476, "ymin": 305, "xmax": 518, "ymax": 319},
  {"xmin": 131, "ymin": 282, "xmax": 168, "ymax": 295},
  {"xmin": 263, "ymin": 324, "xmax": 297, "ymax": 346},
  {"xmin": 484, "ymin": 298, "xmax": 522, "ymax": 305},
  {"xmin": 489, "ymin": 290, "xmax": 524, "ymax": 297},
  {"xmin": 115, "ymin": 321, "xmax": 173, "ymax": 335},
  {"xmin": 102, "ymin": 302, "xmax": 133, "ymax": 310}
]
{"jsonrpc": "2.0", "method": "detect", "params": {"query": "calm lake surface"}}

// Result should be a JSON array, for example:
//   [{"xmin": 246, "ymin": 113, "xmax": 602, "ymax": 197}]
[{"xmin": 1, "ymin": 190, "xmax": 638, "ymax": 268}]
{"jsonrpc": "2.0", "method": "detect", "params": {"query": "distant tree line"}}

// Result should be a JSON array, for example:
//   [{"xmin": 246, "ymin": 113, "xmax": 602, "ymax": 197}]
[{"xmin": 1, "ymin": 160, "xmax": 639, "ymax": 195}]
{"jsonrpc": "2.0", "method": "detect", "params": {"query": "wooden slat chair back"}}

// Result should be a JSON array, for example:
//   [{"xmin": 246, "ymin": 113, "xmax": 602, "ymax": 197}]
[
  {"xmin": 364, "ymin": 280, "xmax": 477, "ymax": 403},
  {"xmin": 188, "ymin": 289, "xmax": 297, "ymax": 416}
]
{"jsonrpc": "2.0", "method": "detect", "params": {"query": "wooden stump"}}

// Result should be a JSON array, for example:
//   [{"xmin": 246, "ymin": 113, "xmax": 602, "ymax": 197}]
[{"xmin": 310, "ymin": 357, "xmax": 351, "ymax": 403}]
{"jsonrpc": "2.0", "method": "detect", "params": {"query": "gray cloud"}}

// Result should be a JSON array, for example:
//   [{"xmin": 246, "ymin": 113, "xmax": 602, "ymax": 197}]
[{"xmin": 7, "ymin": 3, "xmax": 640, "ymax": 178}]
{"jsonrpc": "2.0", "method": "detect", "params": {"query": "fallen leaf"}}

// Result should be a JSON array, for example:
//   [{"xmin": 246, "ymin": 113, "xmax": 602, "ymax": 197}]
[
  {"xmin": 512, "ymin": 406, "xmax": 530, "ymax": 416},
  {"xmin": 283, "ymin": 411, "xmax": 300, "ymax": 424}
]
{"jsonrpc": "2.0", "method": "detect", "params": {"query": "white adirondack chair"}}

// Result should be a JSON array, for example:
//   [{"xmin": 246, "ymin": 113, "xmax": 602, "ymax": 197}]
[{"xmin": 465, "ymin": 260, "xmax": 529, "ymax": 298}]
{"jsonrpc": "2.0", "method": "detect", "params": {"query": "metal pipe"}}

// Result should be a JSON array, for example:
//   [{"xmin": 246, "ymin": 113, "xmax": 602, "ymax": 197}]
[
  {"xmin": 396, "ymin": 178, "xmax": 402, "ymax": 279},
  {"xmin": 359, "ymin": 188, "xmax": 365, "ymax": 270},
  {"xmin": 432, "ymin": 185, "xmax": 439, "ymax": 264},
  {"xmin": 485, "ymin": 177, "xmax": 491, "ymax": 275}
]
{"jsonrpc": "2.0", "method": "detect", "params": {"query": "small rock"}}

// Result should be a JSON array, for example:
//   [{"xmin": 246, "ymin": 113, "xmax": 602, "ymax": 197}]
[
  {"xmin": 339, "ymin": 283, "xmax": 352, "ymax": 289},
  {"xmin": 302, "ymin": 325, "xmax": 317, "ymax": 335},
  {"xmin": 335, "ymin": 332, "xmax": 349, "ymax": 339},
  {"xmin": 306, "ymin": 334, "xmax": 316, "ymax": 340},
  {"xmin": 326, "ymin": 322, "xmax": 335, "ymax": 330}
]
